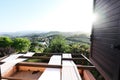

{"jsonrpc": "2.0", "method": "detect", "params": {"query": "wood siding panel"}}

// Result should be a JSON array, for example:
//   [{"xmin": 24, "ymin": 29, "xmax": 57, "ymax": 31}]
[
  {"xmin": 96, "ymin": 0, "xmax": 109, "ymax": 9},
  {"xmin": 94, "ymin": 21, "xmax": 118, "ymax": 28},
  {"xmin": 94, "ymin": 27, "xmax": 118, "ymax": 34},
  {"xmin": 96, "ymin": 0, "xmax": 120, "ymax": 13},
  {"xmin": 91, "ymin": 0, "xmax": 120, "ymax": 80},
  {"xmin": 97, "ymin": 14, "xmax": 120, "ymax": 25}
]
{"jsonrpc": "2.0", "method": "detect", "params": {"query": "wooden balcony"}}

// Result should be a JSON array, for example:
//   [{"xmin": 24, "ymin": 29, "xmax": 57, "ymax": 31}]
[{"xmin": 0, "ymin": 52, "xmax": 96, "ymax": 80}]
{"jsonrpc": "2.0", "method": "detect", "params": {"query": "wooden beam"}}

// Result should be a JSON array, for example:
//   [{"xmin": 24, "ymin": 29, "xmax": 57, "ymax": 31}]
[
  {"xmin": 18, "ymin": 56, "xmax": 51, "ymax": 60},
  {"xmin": 2, "ymin": 76, "xmax": 35, "ymax": 80},
  {"xmin": 77, "ymin": 65, "xmax": 96, "ymax": 70},
  {"xmin": 35, "ymin": 53, "xmax": 62, "ymax": 56},
  {"xmin": 34, "ymin": 53, "xmax": 83, "ymax": 56},
  {"xmin": 16, "ymin": 62, "xmax": 62, "ymax": 68},
  {"xmin": 83, "ymin": 70, "xmax": 96, "ymax": 80},
  {"xmin": 0, "ymin": 55, "xmax": 9, "ymax": 61},
  {"xmin": 62, "ymin": 57, "xmax": 85, "ymax": 60},
  {"xmin": 81, "ymin": 54, "xmax": 93, "ymax": 65},
  {"xmin": 0, "ymin": 62, "xmax": 4, "ymax": 65},
  {"xmin": 69, "ymin": 53, "xmax": 81, "ymax": 55},
  {"xmin": 0, "ymin": 66, "xmax": 1, "ymax": 80},
  {"xmin": 71, "ymin": 53, "xmax": 83, "ymax": 58}
]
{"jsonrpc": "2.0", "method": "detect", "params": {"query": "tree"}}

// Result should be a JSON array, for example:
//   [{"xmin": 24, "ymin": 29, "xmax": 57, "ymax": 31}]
[
  {"xmin": 79, "ymin": 44, "xmax": 90, "ymax": 57},
  {"xmin": 12, "ymin": 38, "xmax": 31, "ymax": 52},
  {"xmin": 70, "ymin": 43, "xmax": 80, "ymax": 53},
  {"xmin": 0, "ymin": 36, "xmax": 13, "ymax": 47},
  {"xmin": 29, "ymin": 42, "xmax": 38, "ymax": 52},
  {"xmin": 45, "ymin": 35, "xmax": 67, "ymax": 53},
  {"xmin": 0, "ymin": 37, "xmax": 15, "ymax": 56},
  {"xmin": 70, "ymin": 43, "xmax": 90, "ymax": 54},
  {"xmin": 0, "ymin": 47, "xmax": 15, "ymax": 56},
  {"xmin": 29, "ymin": 42, "xmax": 46, "ymax": 53}
]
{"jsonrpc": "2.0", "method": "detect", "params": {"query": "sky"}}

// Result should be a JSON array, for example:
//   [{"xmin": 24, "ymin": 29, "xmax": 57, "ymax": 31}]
[{"xmin": 0, "ymin": 0, "xmax": 93, "ymax": 33}]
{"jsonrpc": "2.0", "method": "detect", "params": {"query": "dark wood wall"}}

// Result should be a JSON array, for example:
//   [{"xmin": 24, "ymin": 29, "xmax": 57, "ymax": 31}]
[{"xmin": 90, "ymin": 0, "xmax": 120, "ymax": 80}]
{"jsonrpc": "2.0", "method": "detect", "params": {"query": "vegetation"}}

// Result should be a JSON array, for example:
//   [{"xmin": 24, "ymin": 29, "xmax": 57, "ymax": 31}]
[
  {"xmin": 44, "ymin": 35, "xmax": 67, "ymax": 53},
  {"xmin": 0, "ymin": 32, "xmax": 106, "ymax": 80},
  {"xmin": 0, "ymin": 37, "xmax": 31, "ymax": 56},
  {"xmin": 43, "ymin": 35, "xmax": 90, "ymax": 56},
  {"xmin": 0, "ymin": 32, "xmax": 90, "ymax": 56},
  {"xmin": 12, "ymin": 38, "xmax": 31, "ymax": 52},
  {"xmin": 29, "ymin": 42, "xmax": 45, "ymax": 52},
  {"xmin": 0, "ymin": 36, "xmax": 13, "ymax": 47},
  {"xmin": 0, "ymin": 37, "xmax": 15, "ymax": 56},
  {"xmin": 66, "ymin": 34, "xmax": 90, "ymax": 44},
  {"xmin": 69, "ymin": 43, "xmax": 89, "ymax": 54},
  {"xmin": 91, "ymin": 70, "xmax": 105, "ymax": 80}
]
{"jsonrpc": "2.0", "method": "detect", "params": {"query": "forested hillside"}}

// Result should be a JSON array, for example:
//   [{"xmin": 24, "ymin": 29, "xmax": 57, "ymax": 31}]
[{"xmin": 0, "ymin": 31, "xmax": 90, "ymax": 56}]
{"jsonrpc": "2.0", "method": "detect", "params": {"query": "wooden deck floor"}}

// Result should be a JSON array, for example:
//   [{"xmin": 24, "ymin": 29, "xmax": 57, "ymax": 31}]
[
  {"xmin": 38, "ymin": 55, "xmax": 61, "ymax": 80},
  {"xmin": 62, "ymin": 54, "xmax": 82, "ymax": 80},
  {"xmin": 1, "ymin": 53, "xmax": 83, "ymax": 80},
  {"xmin": 1, "ymin": 52, "xmax": 35, "ymax": 76},
  {"xmin": 11, "ymin": 71, "xmax": 42, "ymax": 80}
]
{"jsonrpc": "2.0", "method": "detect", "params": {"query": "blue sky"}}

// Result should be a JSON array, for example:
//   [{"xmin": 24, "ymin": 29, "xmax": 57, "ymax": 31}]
[{"xmin": 0, "ymin": 0, "xmax": 93, "ymax": 33}]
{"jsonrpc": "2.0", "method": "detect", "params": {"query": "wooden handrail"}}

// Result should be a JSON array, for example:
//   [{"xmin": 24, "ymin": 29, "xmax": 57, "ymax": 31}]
[
  {"xmin": 16, "ymin": 62, "xmax": 62, "ymax": 68},
  {"xmin": 81, "ymin": 54, "xmax": 93, "ymax": 65},
  {"xmin": 34, "ymin": 53, "xmax": 82, "ymax": 56}
]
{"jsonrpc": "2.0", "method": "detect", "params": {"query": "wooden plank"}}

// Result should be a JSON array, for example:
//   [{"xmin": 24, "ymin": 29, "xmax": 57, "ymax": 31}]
[
  {"xmin": 94, "ymin": 27, "xmax": 119, "ymax": 34},
  {"xmin": 1, "ymin": 66, "xmax": 16, "ymax": 78},
  {"xmin": 92, "ymin": 50, "xmax": 115, "ymax": 73},
  {"xmin": 100, "ymin": 6, "xmax": 120, "ymax": 19},
  {"xmin": 99, "ymin": 1, "xmax": 120, "ymax": 14},
  {"xmin": 90, "ymin": 58, "xmax": 112, "ymax": 80},
  {"xmin": 2, "ymin": 76, "xmax": 36, "ymax": 80},
  {"xmin": 94, "ymin": 33, "xmax": 119, "ymax": 39},
  {"xmin": 23, "ymin": 52, "xmax": 35, "ymax": 56},
  {"xmin": 95, "ymin": 21, "xmax": 118, "ymax": 28},
  {"xmin": 93, "ymin": 40, "xmax": 118, "ymax": 56},
  {"xmin": 83, "ymin": 70, "xmax": 96, "ymax": 80},
  {"xmin": 1, "ymin": 52, "xmax": 35, "ymax": 76},
  {"xmin": 97, "ymin": 14, "xmax": 120, "ymax": 25},
  {"xmin": 96, "ymin": 0, "xmax": 119, "ymax": 12},
  {"xmin": 93, "ymin": 36, "xmax": 117, "ymax": 44},
  {"xmin": 18, "ymin": 66, "xmax": 45, "ymax": 72},
  {"xmin": 1, "ymin": 54, "xmax": 23, "ymax": 62},
  {"xmin": 1, "ymin": 65, "xmax": 45, "ymax": 80},
  {"xmin": 38, "ymin": 55, "xmax": 61, "ymax": 80},
  {"xmin": 92, "ymin": 47, "xmax": 116, "ymax": 67},
  {"xmin": 62, "ymin": 54, "xmax": 82, "ymax": 80},
  {"xmin": 96, "ymin": 0, "xmax": 109, "ymax": 9}
]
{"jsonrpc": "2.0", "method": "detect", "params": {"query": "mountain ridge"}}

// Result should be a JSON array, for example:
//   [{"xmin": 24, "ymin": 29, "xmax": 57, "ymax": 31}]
[{"xmin": 0, "ymin": 31, "xmax": 90, "ymax": 37}]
